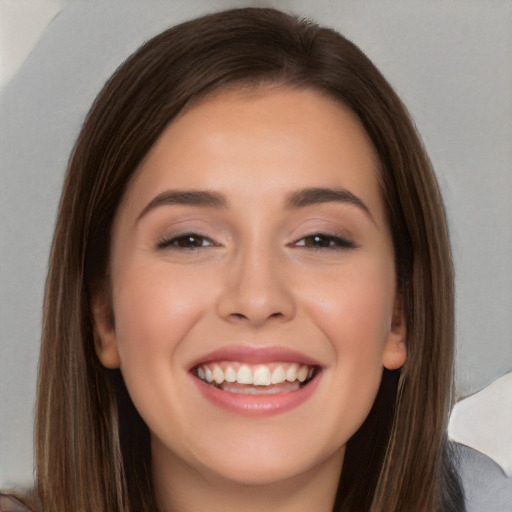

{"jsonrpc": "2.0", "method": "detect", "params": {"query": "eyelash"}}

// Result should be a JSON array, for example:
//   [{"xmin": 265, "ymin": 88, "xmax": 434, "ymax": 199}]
[{"xmin": 156, "ymin": 232, "xmax": 356, "ymax": 251}]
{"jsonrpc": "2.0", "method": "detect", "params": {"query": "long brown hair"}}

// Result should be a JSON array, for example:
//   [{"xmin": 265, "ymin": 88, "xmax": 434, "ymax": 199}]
[{"xmin": 35, "ymin": 8, "xmax": 463, "ymax": 511}]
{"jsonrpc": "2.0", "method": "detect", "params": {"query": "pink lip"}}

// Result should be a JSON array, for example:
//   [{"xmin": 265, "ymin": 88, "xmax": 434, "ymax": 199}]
[
  {"xmin": 188, "ymin": 345, "xmax": 323, "ymax": 369},
  {"xmin": 188, "ymin": 346, "xmax": 323, "ymax": 416},
  {"xmin": 191, "ymin": 370, "xmax": 322, "ymax": 417}
]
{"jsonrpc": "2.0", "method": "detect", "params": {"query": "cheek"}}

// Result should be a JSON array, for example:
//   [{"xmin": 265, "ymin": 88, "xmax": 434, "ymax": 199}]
[
  {"xmin": 109, "ymin": 264, "xmax": 217, "ymax": 435},
  {"xmin": 111, "ymin": 262, "xmax": 212, "ymax": 367},
  {"xmin": 305, "ymin": 261, "xmax": 395, "ymax": 353},
  {"xmin": 302, "ymin": 259, "xmax": 395, "ymax": 424}
]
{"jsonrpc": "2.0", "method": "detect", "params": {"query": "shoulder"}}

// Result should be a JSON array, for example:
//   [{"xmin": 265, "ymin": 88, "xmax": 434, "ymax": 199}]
[
  {"xmin": 457, "ymin": 444, "xmax": 512, "ymax": 512},
  {"xmin": 0, "ymin": 494, "xmax": 35, "ymax": 512}
]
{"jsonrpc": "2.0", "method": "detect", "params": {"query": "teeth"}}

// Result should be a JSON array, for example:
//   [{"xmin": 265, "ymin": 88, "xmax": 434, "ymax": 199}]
[
  {"xmin": 195, "ymin": 362, "xmax": 315, "ymax": 388},
  {"xmin": 285, "ymin": 364, "xmax": 298, "ymax": 382},
  {"xmin": 224, "ymin": 366, "xmax": 237, "ymax": 383},
  {"xmin": 253, "ymin": 366, "xmax": 271, "ymax": 386},
  {"xmin": 222, "ymin": 381, "xmax": 301, "ymax": 395},
  {"xmin": 212, "ymin": 365, "xmax": 224, "ymax": 384},
  {"xmin": 270, "ymin": 366, "xmax": 286, "ymax": 384},
  {"xmin": 297, "ymin": 365, "xmax": 308, "ymax": 383},
  {"xmin": 237, "ymin": 365, "xmax": 253, "ymax": 385}
]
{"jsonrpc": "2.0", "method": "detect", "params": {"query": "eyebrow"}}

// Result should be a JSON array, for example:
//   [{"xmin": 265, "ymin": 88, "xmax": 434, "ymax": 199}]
[
  {"xmin": 137, "ymin": 190, "xmax": 228, "ymax": 220},
  {"xmin": 137, "ymin": 186, "xmax": 374, "ymax": 223},
  {"xmin": 285, "ymin": 187, "xmax": 374, "ymax": 222}
]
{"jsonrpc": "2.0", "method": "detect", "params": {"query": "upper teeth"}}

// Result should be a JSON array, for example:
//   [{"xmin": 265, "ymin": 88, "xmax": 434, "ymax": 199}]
[{"xmin": 195, "ymin": 362, "xmax": 314, "ymax": 386}]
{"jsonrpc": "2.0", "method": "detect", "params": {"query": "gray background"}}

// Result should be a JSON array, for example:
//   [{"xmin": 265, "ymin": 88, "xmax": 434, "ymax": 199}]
[{"xmin": 1, "ymin": 0, "xmax": 511, "ymax": 507}]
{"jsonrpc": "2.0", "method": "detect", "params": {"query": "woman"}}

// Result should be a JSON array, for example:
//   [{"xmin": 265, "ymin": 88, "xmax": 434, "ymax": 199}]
[{"xmin": 2, "ymin": 7, "xmax": 464, "ymax": 512}]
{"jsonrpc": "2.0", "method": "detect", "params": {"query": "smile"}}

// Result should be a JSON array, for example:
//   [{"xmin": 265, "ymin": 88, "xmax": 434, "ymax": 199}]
[
  {"xmin": 193, "ymin": 362, "xmax": 318, "ymax": 395},
  {"xmin": 189, "ymin": 346, "xmax": 323, "ymax": 415}
]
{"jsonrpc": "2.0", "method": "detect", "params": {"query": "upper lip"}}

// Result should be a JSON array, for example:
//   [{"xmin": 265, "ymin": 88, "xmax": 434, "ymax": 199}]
[{"xmin": 188, "ymin": 345, "xmax": 323, "ymax": 370}]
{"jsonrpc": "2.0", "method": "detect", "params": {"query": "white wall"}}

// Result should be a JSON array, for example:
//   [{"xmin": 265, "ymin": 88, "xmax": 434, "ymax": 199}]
[{"xmin": 1, "ymin": 0, "xmax": 511, "ymax": 503}]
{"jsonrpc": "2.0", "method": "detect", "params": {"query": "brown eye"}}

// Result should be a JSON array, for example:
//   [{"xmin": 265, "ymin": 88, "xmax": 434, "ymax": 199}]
[
  {"xmin": 295, "ymin": 234, "xmax": 356, "ymax": 250},
  {"xmin": 157, "ymin": 233, "xmax": 215, "ymax": 250}
]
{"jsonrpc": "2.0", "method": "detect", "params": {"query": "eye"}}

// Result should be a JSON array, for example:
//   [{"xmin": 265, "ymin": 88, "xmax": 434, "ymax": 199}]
[
  {"xmin": 157, "ymin": 233, "xmax": 217, "ymax": 250},
  {"xmin": 294, "ymin": 233, "xmax": 356, "ymax": 250}
]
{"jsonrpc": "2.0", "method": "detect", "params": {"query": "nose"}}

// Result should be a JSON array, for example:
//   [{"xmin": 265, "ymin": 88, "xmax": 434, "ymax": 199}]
[{"xmin": 216, "ymin": 242, "xmax": 296, "ymax": 327}]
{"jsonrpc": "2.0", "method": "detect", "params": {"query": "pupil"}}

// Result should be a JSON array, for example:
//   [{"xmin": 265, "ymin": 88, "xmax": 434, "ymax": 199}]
[
  {"xmin": 180, "ymin": 236, "xmax": 200, "ymax": 247},
  {"xmin": 310, "ymin": 235, "xmax": 328, "ymax": 247}
]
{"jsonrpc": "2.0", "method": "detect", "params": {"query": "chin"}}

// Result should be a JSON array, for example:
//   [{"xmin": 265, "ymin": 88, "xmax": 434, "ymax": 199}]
[{"xmin": 181, "ymin": 428, "xmax": 346, "ymax": 488}]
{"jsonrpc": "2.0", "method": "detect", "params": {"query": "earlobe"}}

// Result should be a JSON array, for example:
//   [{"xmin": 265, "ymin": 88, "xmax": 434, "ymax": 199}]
[
  {"xmin": 91, "ymin": 285, "xmax": 121, "ymax": 369},
  {"xmin": 382, "ymin": 295, "xmax": 407, "ymax": 370}
]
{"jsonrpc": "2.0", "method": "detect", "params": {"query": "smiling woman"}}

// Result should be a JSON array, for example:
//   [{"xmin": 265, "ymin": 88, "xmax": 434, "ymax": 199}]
[
  {"xmin": 3, "ymin": 7, "xmax": 464, "ymax": 512},
  {"xmin": 91, "ymin": 88, "xmax": 407, "ymax": 508}
]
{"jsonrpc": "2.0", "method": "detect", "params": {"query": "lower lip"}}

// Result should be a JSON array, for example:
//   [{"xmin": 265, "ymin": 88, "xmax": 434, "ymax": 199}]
[{"xmin": 192, "ymin": 373, "xmax": 322, "ymax": 416}]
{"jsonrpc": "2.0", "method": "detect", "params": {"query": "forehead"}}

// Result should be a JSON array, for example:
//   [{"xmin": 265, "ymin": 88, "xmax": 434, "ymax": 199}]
[{"xmin": 120, "ymin": 86, "xmax": 384, "ymax": 219}]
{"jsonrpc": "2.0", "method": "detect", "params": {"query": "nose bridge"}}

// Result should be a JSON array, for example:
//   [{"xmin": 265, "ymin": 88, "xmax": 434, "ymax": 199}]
[{"xmin": 217, "ymin": 236, "xmax": 295, "ymax": 325}]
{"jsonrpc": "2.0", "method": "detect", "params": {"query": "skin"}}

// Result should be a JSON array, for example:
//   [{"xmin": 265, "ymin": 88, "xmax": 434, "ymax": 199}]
[{"xmin": 93, "ymin": 86, "xmax": 407, "ymax": 512}]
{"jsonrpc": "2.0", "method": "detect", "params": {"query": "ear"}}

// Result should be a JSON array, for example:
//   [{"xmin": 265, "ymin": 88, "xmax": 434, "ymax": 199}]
[
  {"xmin": 382, "ymin": 294, "xmax": 407, "ymax": 370},
  {"xmin": 91, "ymin": 283, "xmax": 121, "ymax": 369}
]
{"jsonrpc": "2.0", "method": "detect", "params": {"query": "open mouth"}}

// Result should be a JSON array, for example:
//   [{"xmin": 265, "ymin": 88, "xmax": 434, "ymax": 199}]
[{"xmin": 192, "ymin": 361, "xmax": 319, "ymax": 395}]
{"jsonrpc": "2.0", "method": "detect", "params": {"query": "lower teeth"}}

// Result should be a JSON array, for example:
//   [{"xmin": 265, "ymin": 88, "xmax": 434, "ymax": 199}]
[{"xmin": 219, "ymin": 381, "xmax": 302, "ymax": 395}]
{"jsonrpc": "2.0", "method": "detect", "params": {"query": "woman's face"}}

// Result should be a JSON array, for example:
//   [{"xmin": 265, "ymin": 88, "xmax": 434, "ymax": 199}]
[{"xmin": 93, "ymin": 86, "xmax": 406, "ymax": 488}]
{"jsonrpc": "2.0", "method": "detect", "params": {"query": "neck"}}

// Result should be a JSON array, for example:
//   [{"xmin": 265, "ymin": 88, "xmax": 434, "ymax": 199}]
[{"xmin": 152, "ymin": 443, "xmax": 344, "ymax": 512}]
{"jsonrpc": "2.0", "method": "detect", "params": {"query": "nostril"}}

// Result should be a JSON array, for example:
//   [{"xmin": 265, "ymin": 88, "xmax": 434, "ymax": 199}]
[{"xmin": 228, "ymin": 311, "xmax": 283, "ymax": 322}]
